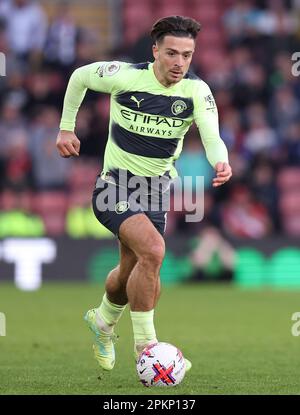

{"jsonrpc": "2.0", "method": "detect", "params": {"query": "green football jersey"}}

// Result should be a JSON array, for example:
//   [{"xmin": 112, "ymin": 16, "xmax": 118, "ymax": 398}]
[{"xmin": 60, "ymin": 61, "xmax": 228, "ymax": 178}]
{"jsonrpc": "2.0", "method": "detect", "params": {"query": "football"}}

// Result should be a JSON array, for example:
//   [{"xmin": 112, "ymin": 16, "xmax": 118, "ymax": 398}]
[{"xmin": 136, "ymin": 342, "xmax": 186, "ymax": 387}]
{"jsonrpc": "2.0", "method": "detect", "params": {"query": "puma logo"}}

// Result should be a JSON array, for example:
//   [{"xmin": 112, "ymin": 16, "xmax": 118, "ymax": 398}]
[{"xmin": 130, "ymin": 95, "xmax": 144, "ymax": 108}]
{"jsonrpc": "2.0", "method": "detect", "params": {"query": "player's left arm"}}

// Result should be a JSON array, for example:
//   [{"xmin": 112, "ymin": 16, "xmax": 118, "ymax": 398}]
[{"xmin": 193, "ymin": 81, "xmax": 232, "ymax": 187}]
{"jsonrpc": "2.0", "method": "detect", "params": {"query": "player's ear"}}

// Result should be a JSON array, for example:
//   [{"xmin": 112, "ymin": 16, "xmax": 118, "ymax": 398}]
[{"xmin": 152, "ymin": 43, "xmax": 159, "ymax": 60}]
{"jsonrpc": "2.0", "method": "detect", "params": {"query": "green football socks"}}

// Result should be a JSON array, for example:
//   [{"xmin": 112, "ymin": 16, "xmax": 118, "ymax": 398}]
[
  {"xmin": 130, "ymin": 309, "xmax": 158, "ymax": 353},
  {"xmin": 97, "ymin": 293, "xmax": 126, "ymax": 333}
]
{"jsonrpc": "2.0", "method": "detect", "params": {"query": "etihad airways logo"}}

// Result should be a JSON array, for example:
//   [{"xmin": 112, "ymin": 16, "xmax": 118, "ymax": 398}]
[{"xmin": 120, "ymin": 109, "xmax": 184, "ymax": 128}]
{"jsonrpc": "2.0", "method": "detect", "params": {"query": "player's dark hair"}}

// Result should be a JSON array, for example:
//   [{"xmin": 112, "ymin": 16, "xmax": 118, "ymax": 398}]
[{"xmin": 151, "ymin": 16, "xmax": 201, "ymax": 44}]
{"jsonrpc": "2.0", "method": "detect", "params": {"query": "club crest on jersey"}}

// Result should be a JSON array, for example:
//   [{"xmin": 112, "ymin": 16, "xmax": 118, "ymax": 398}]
[
  {"xmin": 115, "ymin": 201, "xmax": 130, "ymax": 214},
  {"xmin": 171, "ymin": 100, "xmax": 187, "ymax": 116}
]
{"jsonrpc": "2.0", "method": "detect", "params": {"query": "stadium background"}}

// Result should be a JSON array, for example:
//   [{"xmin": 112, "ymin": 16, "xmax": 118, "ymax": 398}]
[{"xmin": 1, "ymin": 0, "xmax": 300, "ymax": 396}]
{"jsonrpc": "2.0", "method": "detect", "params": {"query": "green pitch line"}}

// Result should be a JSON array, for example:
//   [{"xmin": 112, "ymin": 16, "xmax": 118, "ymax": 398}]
[{"xmin": 0, "ymin": 282, "xmax": 300, "ymax": 395}]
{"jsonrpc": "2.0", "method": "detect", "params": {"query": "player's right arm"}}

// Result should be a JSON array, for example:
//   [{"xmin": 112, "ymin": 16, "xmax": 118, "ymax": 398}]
[
  {"xmin": 56, "ymin": 61, "xmax": 124, "ymax": 158},
  {"xmin": 56, "ymin": 129, "xmax": 81, "ymax": 158}
]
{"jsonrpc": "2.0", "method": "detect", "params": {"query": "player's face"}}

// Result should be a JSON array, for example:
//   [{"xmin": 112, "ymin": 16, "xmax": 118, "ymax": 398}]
[{"xmin": 152, "ymin": 35, "xmax": 195, "ymax": 87}]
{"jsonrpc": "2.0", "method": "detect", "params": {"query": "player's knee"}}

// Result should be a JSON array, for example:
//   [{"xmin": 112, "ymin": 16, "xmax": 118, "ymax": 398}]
[{"xmin": 139, "ymin": 240, "xmax": 165, "ymax": 270}]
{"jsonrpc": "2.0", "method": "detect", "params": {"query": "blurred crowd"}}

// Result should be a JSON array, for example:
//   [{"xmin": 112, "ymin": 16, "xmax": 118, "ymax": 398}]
[{"xmin": 0, "ymin": 0, "xmax": 300, "ymax": 240}]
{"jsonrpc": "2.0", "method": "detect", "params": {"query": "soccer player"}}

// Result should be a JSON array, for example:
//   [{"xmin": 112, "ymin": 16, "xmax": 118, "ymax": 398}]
[{"xmin": 56, "ymin": 16, "xmax": 232, "ymax": 372}]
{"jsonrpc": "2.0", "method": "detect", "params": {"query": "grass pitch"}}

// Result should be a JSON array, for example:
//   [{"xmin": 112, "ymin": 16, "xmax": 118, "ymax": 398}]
[{"xmin": 0, "ymin": 282, "xmax": 300, "ymax": 395}]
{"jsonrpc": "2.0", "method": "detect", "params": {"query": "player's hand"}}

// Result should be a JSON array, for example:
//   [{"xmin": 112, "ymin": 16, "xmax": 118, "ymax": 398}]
[
  {"xmin": 212, "ymin": 162, "xmax": 232, "ymax": 187},
  {"xmin": 56, "ymin": 130, "xmax": 80, "ymax": 158}
]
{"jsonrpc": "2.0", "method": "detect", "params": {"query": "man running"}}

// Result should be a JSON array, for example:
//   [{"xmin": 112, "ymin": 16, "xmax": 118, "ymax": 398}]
[{"xmin": 56, "ymin": 15, "xmax": 232, "ymax": 372}]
